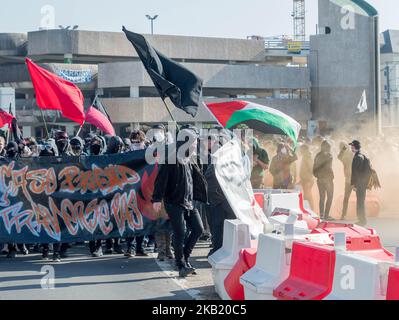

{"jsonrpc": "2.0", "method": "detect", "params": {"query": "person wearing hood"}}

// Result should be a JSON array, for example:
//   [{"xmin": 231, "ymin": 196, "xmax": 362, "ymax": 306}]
[
  {"xmin": 124, "ymin": 131, "xmax": 151, "ymax": 258},
  {"xmin": 37, "ymin": 140, "xmax": 67, "ymax": 262},
  {"xmin": 269, "ymin": 143, "xmax": 298, "ymax": 189},
  {"xmin": 313, "ymin": 140, "xmax": 334, "ymax": 220},
  {"xmin": 88, "ymin": 135, "xmax": 107, "ymax": 257},
  {"xmin": 5, "ymin": 141, "xmax": 29, "ymax": 259},
  {"xmin": 298, "ymin": 143, "xmax": 315, "ymax": 210},
  {"xmin": 70, "ymin": 137, "xmax": 88, "ymax": 156},
  {"xmin": 338, "ymin": 141, "xmax": 354, "ymax": 220},
  {"xmin": 152, "ymin": 127, "xmax": 207, "ymax": 278},
  {"xmin": 104, "ymin": 136, "xmax": 125, "ymax": 255},
  {"xmin": 55, "ymin": 131, "xmax": 71, "ymax": 156},
  {"xmin": 89, "ymin": 135, "xmax": 105, "ymax": 156}
]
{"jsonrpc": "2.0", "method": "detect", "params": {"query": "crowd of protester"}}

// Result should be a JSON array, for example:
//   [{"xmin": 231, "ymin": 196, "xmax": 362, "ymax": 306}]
[{"xmin": 0, "ymin": 123, "xmax": 382, "ymax": 278}]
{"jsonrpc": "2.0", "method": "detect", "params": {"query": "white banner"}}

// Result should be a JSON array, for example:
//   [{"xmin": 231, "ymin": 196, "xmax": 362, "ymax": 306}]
[{"xmin": 213, "ymin": 139, "xmax": 271, "ymax": 238}]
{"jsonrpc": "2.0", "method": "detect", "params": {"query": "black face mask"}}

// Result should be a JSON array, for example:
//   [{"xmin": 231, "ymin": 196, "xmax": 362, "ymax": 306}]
[
  {"xmin": 56, "ymin": 140, "xmax": 69, "ymax": 153},
  {"xmin": 7, "ymin": 150, "xmax": 17, "ymax": 158},
  {"xmin": 40, "ymin": 149, "xmax": 55, "ymax": 157},
  {"xmin": 90, "ymin": 144, "xmax": 102, "ymax": 155}
]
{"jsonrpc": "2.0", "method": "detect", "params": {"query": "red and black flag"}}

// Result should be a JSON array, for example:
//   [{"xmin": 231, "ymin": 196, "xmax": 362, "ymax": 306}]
[{"xmin": 122, "ymin": 26, "xmax": 203, "ymax": 117}]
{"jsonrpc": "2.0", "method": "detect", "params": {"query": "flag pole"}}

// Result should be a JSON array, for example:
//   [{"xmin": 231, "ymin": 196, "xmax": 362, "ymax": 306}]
[
  {"xmin": 40, "ymin": 109, "xmax": 50, "ymax": 139},
  {"xmin": 162, "ymin": 99, "xmax": 180, "ymax": 131},
  {"xmin": 76, "ymin": 122, "xmax": 85, "ymax": 137}
]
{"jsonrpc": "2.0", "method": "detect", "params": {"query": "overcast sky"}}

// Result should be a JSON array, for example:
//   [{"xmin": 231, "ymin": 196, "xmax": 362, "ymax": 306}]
[{"xmin": 0, "ymin": 0, "xmax": 397, "ymax": 39}]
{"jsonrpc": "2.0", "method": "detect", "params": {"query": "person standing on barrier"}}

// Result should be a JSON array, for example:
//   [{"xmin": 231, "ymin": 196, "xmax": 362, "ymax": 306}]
[
  {"xmin": 269, "ymin": 143, "xmax": 298, "ymax": 190},
  {"xmin": 338, "ymin": 142, "xmax": 354, "ymax": 220},
  {"xmin": 313, "ymin": 140, "xmax": 334, "ymax": 220},
  {"xmin": 350, "ymin": 140, "xmax": 373, "ymax": 226},
  {"xmin": 152, "ymin": 126, "xmax": 207, "ymax": 278}
]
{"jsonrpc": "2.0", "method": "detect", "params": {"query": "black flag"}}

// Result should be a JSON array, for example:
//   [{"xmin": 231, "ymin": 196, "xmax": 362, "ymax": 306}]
[{"xmin": 122, "ymin": 26, "xmax": 203, "ymax": 117}]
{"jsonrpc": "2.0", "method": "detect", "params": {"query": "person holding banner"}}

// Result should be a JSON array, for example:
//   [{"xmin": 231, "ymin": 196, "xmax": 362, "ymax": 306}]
[
  {"xmin": 152, "ymin": 127, "xmax": 207, "ymax": 278},
  {"xmin": 5, "ymin": 141, "xmax": 29, "ymax": 258}
]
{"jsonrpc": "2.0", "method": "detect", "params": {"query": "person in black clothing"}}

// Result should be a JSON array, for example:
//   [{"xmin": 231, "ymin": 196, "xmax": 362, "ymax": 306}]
[
  {"xmin": 203, "ymin": 133, "xmax": 236, "ymax": 257},
  {"xmin": 88, "ymin": 135, "xmax": 107, "ymax": 257},
  {"xmin": 104, "ymin": 136, "xmax": 125, "ymax": 255},
  {"xmin": 313, "ymin": 140, "xmax": 334, "ymax": 220},
  {"xmin": 38, "ymin": 140, "xmax": 64, "ymax": 262},
  {"xmin": 152, "ymin": 127, "xmax": 207, "ymax": 278},
  {"xmin": 350, "ymin": 140, "xmax": 372, "ymax": 226},
  {"xmin": 54, "ymin": 131, "xmax": 72, "ymax": 258},
  {"xmin": 5, "ymin": 142, "xmax": 29, "ymax": 259}
]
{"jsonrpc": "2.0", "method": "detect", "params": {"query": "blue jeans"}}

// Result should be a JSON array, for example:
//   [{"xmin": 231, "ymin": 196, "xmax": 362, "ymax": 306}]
[{"xmin": 164, "ymin": 203, "xmax": 204, "ymax": 268}]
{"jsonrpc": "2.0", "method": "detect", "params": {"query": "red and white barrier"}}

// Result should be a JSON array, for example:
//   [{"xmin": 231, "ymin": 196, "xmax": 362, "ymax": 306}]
[
  {"xmin": 273, "ymin": 241, "xmax": 336, "ymax": 300},
  {"xmin": 387, "ymin": 265, "xmax": 399, "ymax": 300},
  {"xmin": 325, "ymin": 251, "xmax": 392, "ymax": 300},
  {"xmin": 208, "ymin": 219, "xmax": 252, "ymax": 300},
  {"xmin": 240, "ymin": 233, "xmax": 290, "ymax": 300}
]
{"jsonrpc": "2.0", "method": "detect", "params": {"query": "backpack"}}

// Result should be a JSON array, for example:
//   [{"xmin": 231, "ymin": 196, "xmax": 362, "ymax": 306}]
[{"xmin": 362, "ymin": 155, "xmax": 372, "ymax": 177}]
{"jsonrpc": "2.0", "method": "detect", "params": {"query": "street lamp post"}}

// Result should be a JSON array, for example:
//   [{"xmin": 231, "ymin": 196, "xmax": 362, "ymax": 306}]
[{"xmin": 145, "ymin": 15, "xmax": 158, "ymax": 35}]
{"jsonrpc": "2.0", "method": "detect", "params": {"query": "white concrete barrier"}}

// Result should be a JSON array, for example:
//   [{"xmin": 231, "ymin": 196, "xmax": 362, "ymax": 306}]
[
  {"xmin": 208, "ymin": 219, "xmax": 252, "ymax": 300},
  {"xmin": 265, "ymin": 192, "xmax": 301, "ymax": 217},
  {"xmin": 240, "ymin": 233, "xmax": 290, "ymax": 300},
  {"xmin": 325, "ymin": 251, "xmax": 393, "ymax": 300}
]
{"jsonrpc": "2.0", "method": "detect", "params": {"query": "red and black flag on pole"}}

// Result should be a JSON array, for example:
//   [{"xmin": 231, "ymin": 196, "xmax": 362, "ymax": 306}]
[{"xmin": 122, "ymin": 26, "xmax": 203, "ymax": 117}]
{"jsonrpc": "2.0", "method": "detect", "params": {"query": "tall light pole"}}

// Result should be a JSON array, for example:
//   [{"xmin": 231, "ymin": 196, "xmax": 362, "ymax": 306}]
[{"xmin": 146, "ymin": 15, "xmax": 158, "ymax": 35}]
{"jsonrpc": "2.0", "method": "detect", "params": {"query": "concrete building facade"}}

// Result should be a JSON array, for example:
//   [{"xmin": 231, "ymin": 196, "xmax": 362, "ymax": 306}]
[
  {"xmin": 0, "ymin": 0, "xmax": 383, "ymax": 138},
  {"xmin": 309, "ymin": 0, "xmax": 380, "ymax": 132},
  {"xmin": 0, "ymin": 30, "xmax": 310, "ymax": 137}
]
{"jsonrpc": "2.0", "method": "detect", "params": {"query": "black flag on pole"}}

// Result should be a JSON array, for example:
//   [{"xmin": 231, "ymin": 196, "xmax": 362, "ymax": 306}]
[{"xmin": 122, "ymin": 26, "xmax": 203, "ymax": 117}]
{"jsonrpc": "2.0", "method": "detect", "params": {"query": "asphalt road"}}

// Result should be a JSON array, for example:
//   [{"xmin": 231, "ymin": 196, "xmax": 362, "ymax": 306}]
[{"xmin": 0, "ymin": 241, "xmax": 216, "ymax": 300}]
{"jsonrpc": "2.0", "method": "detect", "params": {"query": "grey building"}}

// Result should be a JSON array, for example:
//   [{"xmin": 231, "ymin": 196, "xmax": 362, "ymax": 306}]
[
  {"xmin": 380, "ymin": 29, "xmax": 399, "ymax": 128},
  {"xmin": 0, "ymin": 30, "xmax": 310, "ymax": 137},
  {"xmin": 309, "ymin": 0, "xmax": 380, "ymax": 133},
  {"xmin": 0, "ymin": 0, "xmax": 384, "ymax": 138}
]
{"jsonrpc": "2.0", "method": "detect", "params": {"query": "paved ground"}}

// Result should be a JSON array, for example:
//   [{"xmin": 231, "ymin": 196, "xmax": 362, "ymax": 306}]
[
  {"xmin": 0, "ymin": 217, "xmax": 398, "ymax": 300},
  {"xmin": 0, "ymin": 240, "xmax": 217, "ymax": 300}
]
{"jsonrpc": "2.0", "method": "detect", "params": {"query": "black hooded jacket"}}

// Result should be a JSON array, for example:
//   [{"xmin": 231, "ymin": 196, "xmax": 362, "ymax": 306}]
[{"xmin": 152, "ymin": 142, "xmax": 208, "ymax": 207}]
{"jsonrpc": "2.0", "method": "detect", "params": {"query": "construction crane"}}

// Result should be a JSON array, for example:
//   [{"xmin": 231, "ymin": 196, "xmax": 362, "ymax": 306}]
[{"xmin": 292, "ymin": 0, "xmax": 306, "ymax": 41}]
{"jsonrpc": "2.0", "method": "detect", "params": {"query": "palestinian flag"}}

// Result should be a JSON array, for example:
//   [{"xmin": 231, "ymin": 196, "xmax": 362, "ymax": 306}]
[{"xmin": 206, "ymin": 100, "xmax": 301, "ymax": 144}]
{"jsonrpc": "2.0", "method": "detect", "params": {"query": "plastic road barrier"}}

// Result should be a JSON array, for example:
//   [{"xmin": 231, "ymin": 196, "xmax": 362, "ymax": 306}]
[
  {"xmin": 387, "ymin": 266, "xmax": 399, "ymax": 300},
  {"xmin": 273, "ymin": 241, "xmax": 336, "ymax": 300},
  {"xmin": 311, "ymin": 223, "xmax": 394, "ymax": 262},
  {"xmin": 224, "ymin": 248, "xmax": 257, "ymax": 300},
  {"xmin": 325, "ymin": 251, "xmax": 392, "ymax": 300},
  {"xmin": 208, "ymin": 219, "xmax": 252, "ymax": 300},
  {"xmin": 240, "ymin": 233, "xmax": 290, "ymax": 300}
]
